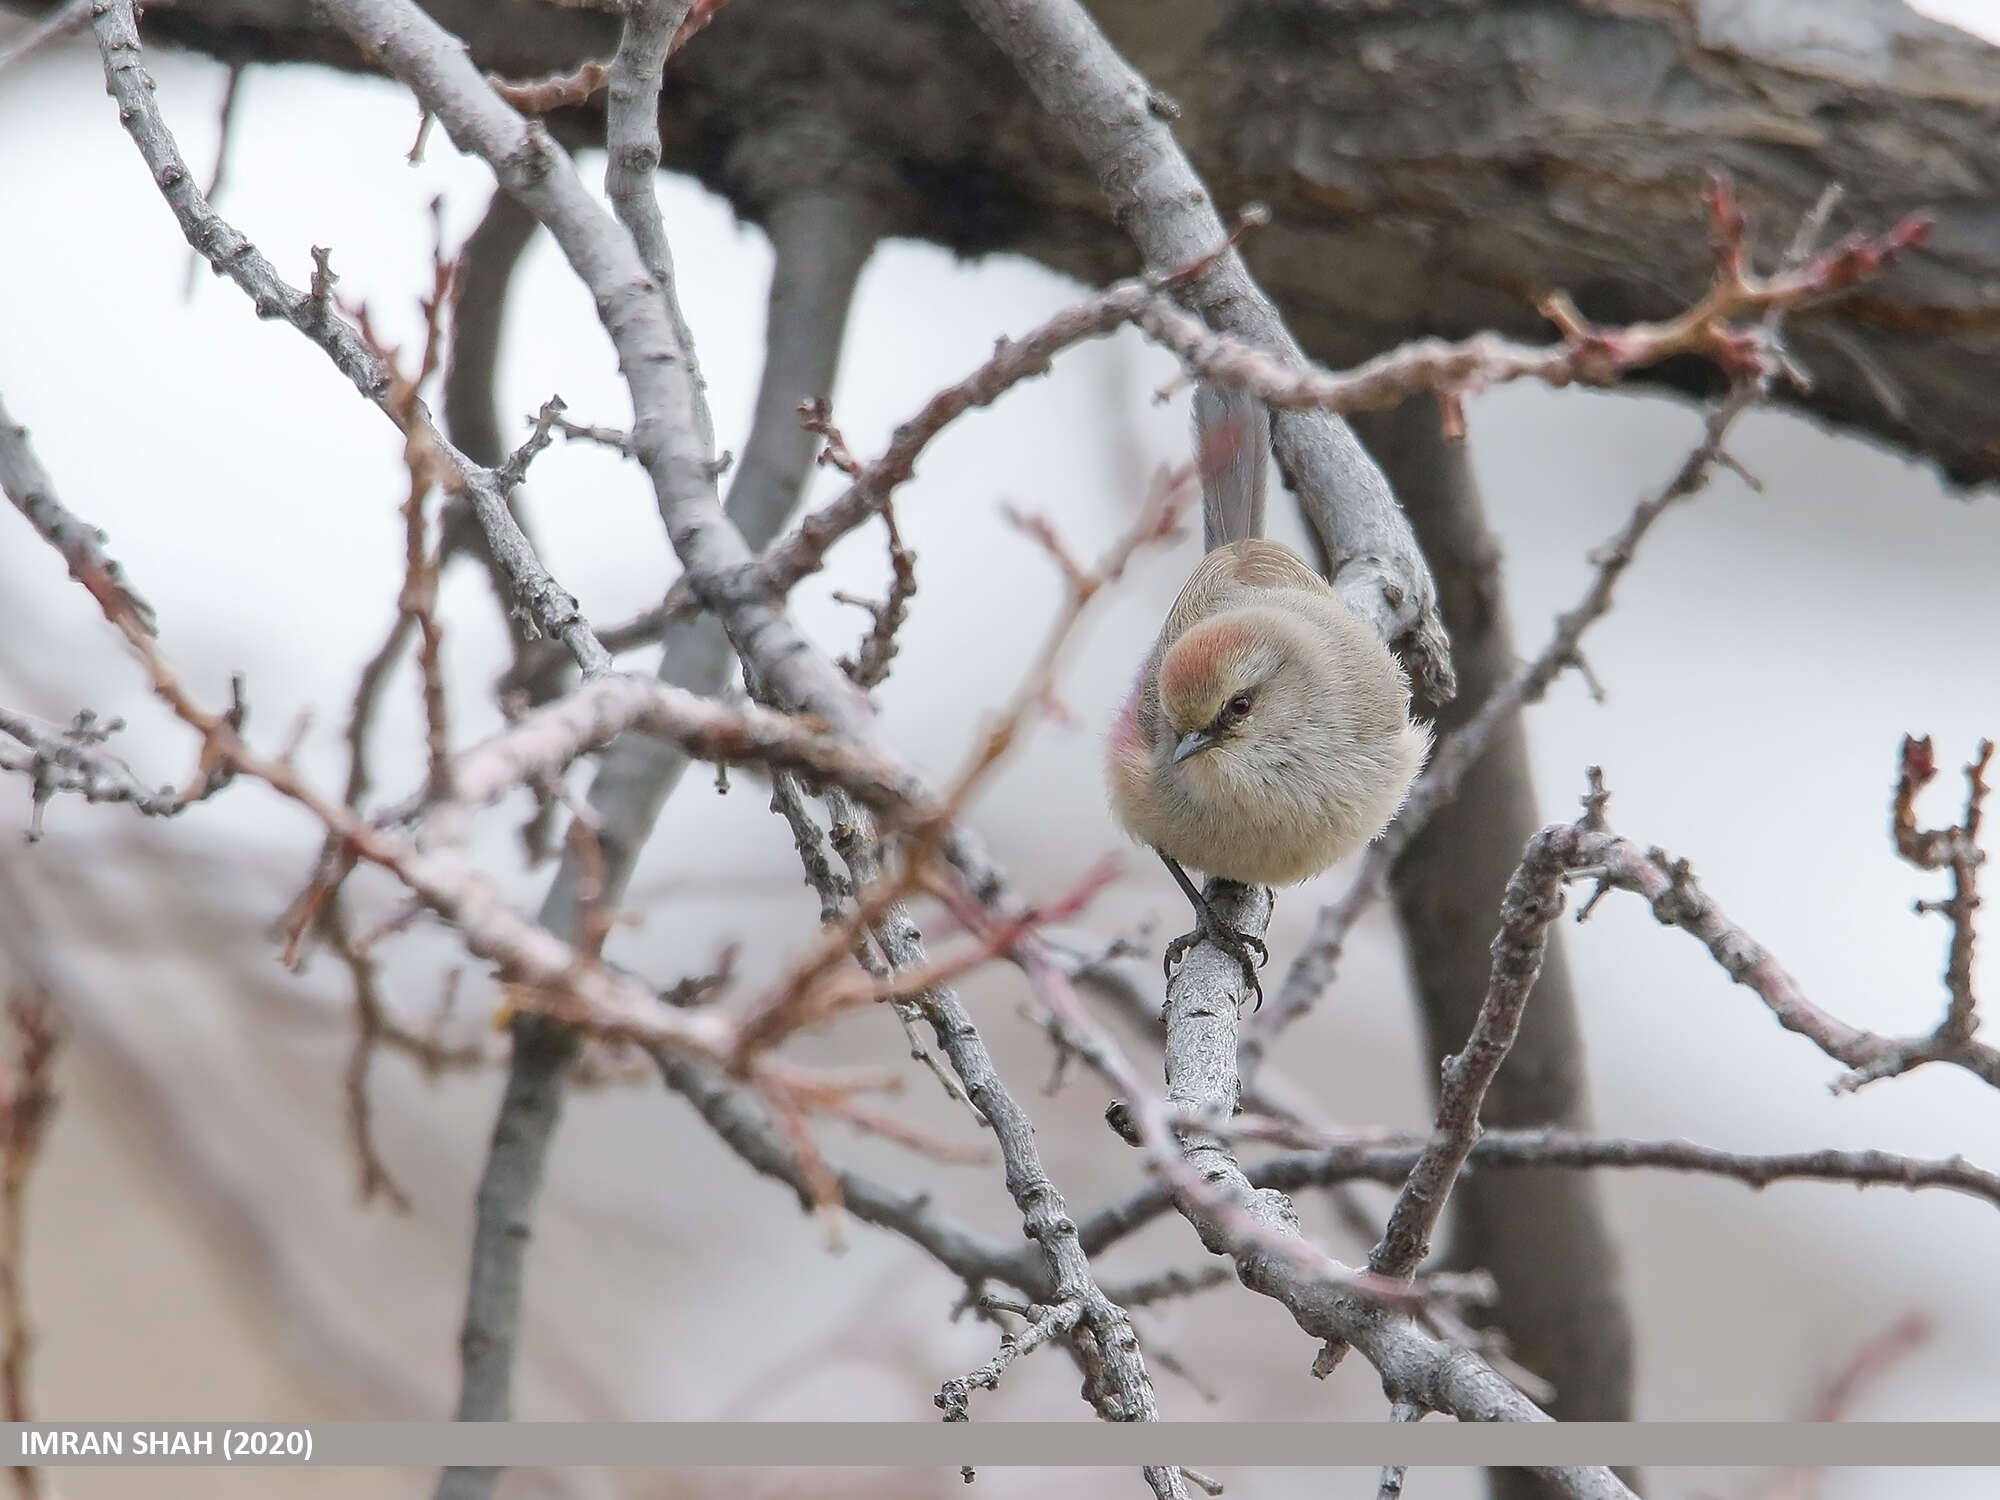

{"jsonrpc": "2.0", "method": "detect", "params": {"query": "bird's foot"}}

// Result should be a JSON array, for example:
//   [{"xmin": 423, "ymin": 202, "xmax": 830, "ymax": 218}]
[{"xmin": 1163, "ymin": 901, "xmax": 1268, "ymax": 1009}]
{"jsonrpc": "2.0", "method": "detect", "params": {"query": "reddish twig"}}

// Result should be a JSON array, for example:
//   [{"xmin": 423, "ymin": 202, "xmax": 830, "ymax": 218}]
[
  {"xmin": 1762, "ymin": 1313, "xmax": 1931, "ymax": 1500},
  {"xmin": 1243, "ymin": 184, "xmax": 1910, "ymax": 1084},
  {"xmin": 832, "ymin": 503, "xmax": 918, "ymax": 692},
  {"xmin": 488, "ymin": 60, "xmax": 610, "ymax": 114},
  {"xmin": 666, "ymin": 0, "xmax": 732, "ymax": 56},
  {"xmin": 0, "ymin": 393, "xmax": 156, "ymax": 638}
]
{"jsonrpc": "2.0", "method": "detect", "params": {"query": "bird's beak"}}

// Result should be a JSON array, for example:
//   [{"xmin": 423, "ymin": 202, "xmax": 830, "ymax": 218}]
[{"xmin": 1172, "ymin": 728, "xmax": 1219, "ymax": 765}]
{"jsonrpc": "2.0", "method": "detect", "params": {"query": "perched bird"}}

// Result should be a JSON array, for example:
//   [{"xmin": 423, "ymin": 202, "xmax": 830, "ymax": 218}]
[{"xmin": 1106, "ymin": 384, "xmax": 1430, "ymax": 1004}]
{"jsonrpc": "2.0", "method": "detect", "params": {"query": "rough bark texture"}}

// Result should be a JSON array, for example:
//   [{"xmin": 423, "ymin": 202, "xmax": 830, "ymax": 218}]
[
  {"xmin": 1356, "ymin": 395, "xmax": 1637, "ymax": 1499},
  {"xmin": 12, "ymin": 0, "xmax": 1997, "ymax": 487}
]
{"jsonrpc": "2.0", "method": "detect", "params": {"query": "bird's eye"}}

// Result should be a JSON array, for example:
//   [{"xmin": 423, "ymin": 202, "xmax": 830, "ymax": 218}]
[{"xmin": 1226, "ymin": 693, "xmax": 1253, "ymax": 719}]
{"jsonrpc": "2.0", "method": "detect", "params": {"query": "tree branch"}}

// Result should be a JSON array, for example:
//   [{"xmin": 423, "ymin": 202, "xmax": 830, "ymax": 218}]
[
  {"xmin": 1352, "ymin": 392, "xmax": 1635, "ymax": 1480},
  {"xmin": 437, "ymin": 166, "xmax": 879, "ymax": 1495},
  {"xmin": 0, "ymin": 390, "xmax": 155, "ymax": 636},
  {"xmin": 821, "ymin": 789, "xmax": 1185, "ymax": 1499},
  {"xmin": 1253, "ymin": 1132, "xmax": 2000, "ymax": 1214},
  {"xmin": 1370, "ymin": 830, "xmax": 1576, "ymax": 1281},
  {"xmin": 87, "ymin": 0, "xmax": 611, "ymax": 677},
  {"xmin": 956, "ymin": 0, "xmax": 1454, "ymax": 699},
  {"xmin": 1245, "ymin": 179, "xmax": 1924, "ymax": 1080}
]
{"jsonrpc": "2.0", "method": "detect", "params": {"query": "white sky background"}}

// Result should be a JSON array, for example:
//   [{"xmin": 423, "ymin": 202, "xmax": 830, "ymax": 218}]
[{"xmin": 1, "ymin": 10, "xmax": 1999, "ymax": 1500}]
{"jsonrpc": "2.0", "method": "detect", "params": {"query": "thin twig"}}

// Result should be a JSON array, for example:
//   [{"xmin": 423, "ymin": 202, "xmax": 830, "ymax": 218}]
[
  {"xmin": 0, "ymin": 390, "xmax": 156, "ymax": 636},
  {"xmin": 1246, "ymin": 181, "xmax": 1923, "ymax": 1081},
  {"xmin": 934, "ymin": 1298, "xmax": 1082, "ymax": 1421},
  {"xmin": 88, "ymin": 1, "xmax": 613, "ymax": 677},
  {"xmin": 0, "ymin": 707, "xmax": 199, "ymax": 840},
  {"xmin": 1891, "ymin": 734, "xmax": 1990, "ymax": 1050}
]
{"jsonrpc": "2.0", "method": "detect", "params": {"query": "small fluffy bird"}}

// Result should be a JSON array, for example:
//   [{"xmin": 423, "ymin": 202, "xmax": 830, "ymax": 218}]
[{"xmin": 1107, "ymin": 385, "xmax": 1430, "ymax": 1003}]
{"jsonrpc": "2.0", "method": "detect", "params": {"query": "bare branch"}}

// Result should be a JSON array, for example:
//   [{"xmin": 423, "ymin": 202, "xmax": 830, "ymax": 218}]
[
  {"xmin": 958, "ymin": 0, "xmax": 1454, "ymax": 697},
  {"xmin": 179, "ymin": 61, "xmax": 245, "ymax": 299},
  {"xmin": 0, "ymin": 390, "xmax": 156, "ymax": 636},
  {"xmin": 829, "ymin": 495, "xmax": 917, "ymax": 692},
  {"xmin": 934, "ymin": 1298, "xmax": 1082, "ymax": 1421},
  {"xmin": 1453, "ymin": 773, "xmax": 2000, "ymax": 1095},
  {"xmin": 673, "ymin": 276, "xmax": 1181, "ymax": 630},
  {"xmin": 1370, "ymin": 824, "xmax": 1573, "ymax": 1280},
  {"xmin": 547, "ymin": 412, "xmax": 635, "ymax": 457},
  {"xmin": 1, "ymin": 707, "xmax": 198, "ymax": 840},
  {"xmin": 766, "ymin": 770, "xmax": 973, "ymax": 1114},
  {"xmin": 1252, "ymin": 1132, "xmax": 2000, "ymax": 1215},
  {"xmin": 666, "ymin": 0, "xmax": 731, "ymax": 56},
  {"xmin": 822, "ymin": 789, "xmax": 1182, "ymax": 1493},
  {"xmin": 649, "ymin": 1044, "xmax": 1040, "ymax": 1292},
  {"xmin": 438, "ymin": 137, "xmax": 881, "ymax": 1495},
  {"xmin": 1054, "ymin": 1120, "xmax": 2000, "ymax": 1284},
  {"xmin": 1101, "ymin": 1264, "xmax": 1232, "ymax": 1310},
  {"xmin": 1244, "ymin": 182, "xmax": 1929, "ymax": 1084},
  {"xmin": 88, "ymin": 0, "xmax": 613, "ymax": 677},
  {"xmin": 1143, "ymin": 882, "xmax": 1629, "ymax": 1496},
  {"xmin": 1892, "ymin": 735, "xmax": 1991, "ymax": 1048},
  {"xmin": 1130, "ymin": 178, "xmax": 1927, "ymax": 430},
  {"xmin": 445, "ymin": 673, "xmax": 927, "ymax": 827},
  {"xmin": 605, "ymin": 2, "xmax": 701, "ymax": 362}
]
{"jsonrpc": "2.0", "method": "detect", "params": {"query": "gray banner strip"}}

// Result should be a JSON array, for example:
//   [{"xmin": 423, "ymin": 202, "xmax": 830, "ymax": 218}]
[{"xmin": 4, "ymin": 1424, "xmax": 2000, "ymax": 1467}]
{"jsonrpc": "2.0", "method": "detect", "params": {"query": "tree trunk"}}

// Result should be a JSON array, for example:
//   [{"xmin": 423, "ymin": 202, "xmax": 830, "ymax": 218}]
[{"xmin": 1357, "ymin": 393, "xmax": 1638, "ymax": 1500}]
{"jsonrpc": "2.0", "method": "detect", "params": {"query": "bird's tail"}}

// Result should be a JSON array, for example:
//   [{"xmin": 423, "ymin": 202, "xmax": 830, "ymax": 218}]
[{"xmin": 1193, "ymin": 380, "xmax": 1269, "ymax": 550}]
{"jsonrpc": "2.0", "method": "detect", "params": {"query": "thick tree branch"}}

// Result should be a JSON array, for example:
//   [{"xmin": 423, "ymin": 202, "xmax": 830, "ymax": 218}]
[
  {"xmin": 957, "ymin": 0, "xmax": 1454, "ymax": 699},
  {"xmin": 438, "ymin": 672, "xmax": 925, "ymax": 829},
  {"xmin": 312, "ymin": 0, "xmax": 875, "ymax": 743},
  {"xmin": 1150, "ymin": 883, "xmax": 1634, "ymax": 1500},
  {"xmin": 437, "ymin": 163, "xmax": 879, "ymax": 1493},
  {"xmin": 31, "ymin": 0, "xmax": 1999, "ymax": 484}
]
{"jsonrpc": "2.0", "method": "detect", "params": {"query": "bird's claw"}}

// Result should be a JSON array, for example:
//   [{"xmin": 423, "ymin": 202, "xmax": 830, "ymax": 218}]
[{"xmin": 1163, "ymin": 912, "xmax": 1267, "ymax": 1010}]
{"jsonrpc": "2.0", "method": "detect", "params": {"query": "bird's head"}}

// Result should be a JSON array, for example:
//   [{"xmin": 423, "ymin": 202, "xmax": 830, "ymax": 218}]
[{"xmin": 1156, "ymin": 614, "xmax": 1294, "ymax": 769}]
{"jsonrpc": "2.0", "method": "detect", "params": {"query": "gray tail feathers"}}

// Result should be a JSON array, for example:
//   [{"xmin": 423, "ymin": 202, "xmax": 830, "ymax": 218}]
[{"xmin": 1192, "ymin": 380, "xmax": 1269, "ymax": 550}]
